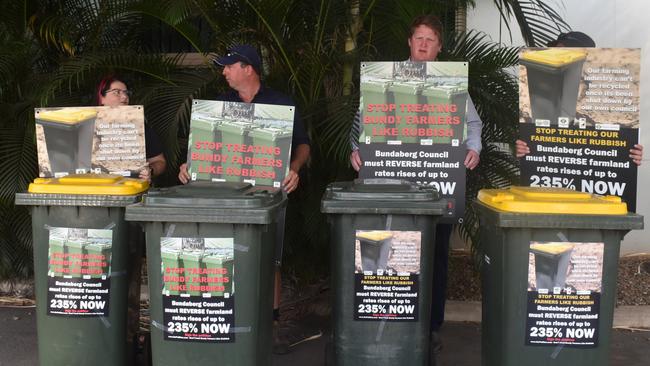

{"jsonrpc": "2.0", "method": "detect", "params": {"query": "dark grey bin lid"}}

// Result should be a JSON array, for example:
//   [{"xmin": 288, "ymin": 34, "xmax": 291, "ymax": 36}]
[
  {"xmin": 125, "ymin": 181, "xmax": 286, "ymax": 224},
  {"xmin": 321, "ymin": 179, "xmax": 445, "ymax": 215}
]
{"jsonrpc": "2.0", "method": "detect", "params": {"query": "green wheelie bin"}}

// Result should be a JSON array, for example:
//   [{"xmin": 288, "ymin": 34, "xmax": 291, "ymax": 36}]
[
  {"xmin": 520, "ymin": 49, "xmax": 587, "ymax": 125},
  {"xmin": 321, "ymin": 179, "xmax": 446, "ymax": 365},
  {"xmin": 125, "ymin": 181, "xmax": 285, "ymax": 366},
  {"xmin": 475, "ymin": 186, "xmax": 643, "ymax": 366},
  {"xmin": 247, "ymin": 126, "xmax": 292, "ymax": 187},
  {"xmin": 389, "ymin": 80, "xmax": 425, "ymax": 143},
  {"xmin": 35, "ymin": 108, "xmax": 98, "ymax": 176},
  {"xmin": 15, "ymin": 174, "xmax": 149, "ymax": 366},
  {"xmin": 360, "ymin": 78, "xmax": 394, "ymax": 144},
  {"xmin": 187, "ymin": 115, "xmax": 224, "ymax": 181},
  {"xmin": 217, "ymin": 121, "xmax": 254, "ymax": 182},
  {"xmin": 420, "ymin": 84, "xmax": 468, "ymax": 144}
]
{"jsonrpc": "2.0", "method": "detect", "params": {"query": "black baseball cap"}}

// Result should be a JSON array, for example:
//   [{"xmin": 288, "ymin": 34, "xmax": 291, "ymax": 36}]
[
  {"xmin": 549, "ymin": 31, "xmax": 596, "ymax": 47},
  {"xmin": 214, "ymin": 44, "xmax": 262, "ymax": 75}
]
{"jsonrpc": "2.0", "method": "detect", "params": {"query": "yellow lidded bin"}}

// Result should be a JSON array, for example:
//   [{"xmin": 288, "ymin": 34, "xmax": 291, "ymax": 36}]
[
  {"xmin": 520, "ymin": 49, "xmax": 586, "ymax": 68},
  {"xmin": 35, "ymin": 108, "xmax": 99, "ymax": 175},
  {"xmin": 520, "ymin": 48, "xmax": 587, "ymax": 125},
  {"xmin": 14, "ymin": 172, "xmax": 149, "ymax": 366},
  {"xmin": 37, "ymin": 108, "xmax": 98, "ymax": 125},
  {"xmin": 473, "ymin": 185, "xmax": 643, "ymax": 366}
]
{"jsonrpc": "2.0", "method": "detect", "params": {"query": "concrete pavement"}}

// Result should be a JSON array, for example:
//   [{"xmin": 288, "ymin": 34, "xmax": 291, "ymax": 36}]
[{"xmin": 1, "ymin": 305, "xmax": 649, "ymax": 366}]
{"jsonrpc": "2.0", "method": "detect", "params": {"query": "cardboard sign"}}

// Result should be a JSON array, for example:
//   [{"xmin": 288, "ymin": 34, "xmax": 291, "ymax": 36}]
[
  {"xmin": 186, "ymin": 100, "xmax": 295, "ymax": 188},
  {"xmin": 519, "ymin": 48, "xmax": 641, "ymax": 211},
  {"xmin": 357, "ymin": 61, "xmax": 469, "ymax": 222},
  {"xmin": 35, "ymin": 106, "xmax": 147, "ymax": 177}
]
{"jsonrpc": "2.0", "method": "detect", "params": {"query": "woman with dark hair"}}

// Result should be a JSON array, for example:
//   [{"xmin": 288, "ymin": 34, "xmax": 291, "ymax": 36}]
[{"xmin": 96, "ymin": 75, "xmax": 167, "ymax": 182}]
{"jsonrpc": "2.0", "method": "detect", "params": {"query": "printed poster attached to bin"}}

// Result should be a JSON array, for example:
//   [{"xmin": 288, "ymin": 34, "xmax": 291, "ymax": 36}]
[
  {"xmin": 186, "ymin": 100, "xmax": 294, "ymax": 187},
  {"xmin": 160, "ymin": 237, "xmax": 235, "ymax": 342},
  {"xmin": 46, "ymin": 227, "xmax": 112, "ymax": 317},
  {"xmin": 519, "ymin": 48, "xmax": 640, "ymax": 211},
  {"xmin": 525, "ymin": 241, "xmax": 604, "ymax": 347},
  {"xmin": 357, "ymin": 62, "xmax": 468, "ymax": 223},
  {"xmin": 35, "ymin": 106, "xmax": 147, "ymax": 178},
  {"xmin": 354, "ymin": 230, "xmax": 421, "ymax": 321}
]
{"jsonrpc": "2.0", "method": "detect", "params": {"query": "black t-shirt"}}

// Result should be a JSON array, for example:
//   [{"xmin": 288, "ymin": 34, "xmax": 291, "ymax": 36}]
[{"xmin": 144, "ymin": 125, "xmax": 163, "ymax": 159}]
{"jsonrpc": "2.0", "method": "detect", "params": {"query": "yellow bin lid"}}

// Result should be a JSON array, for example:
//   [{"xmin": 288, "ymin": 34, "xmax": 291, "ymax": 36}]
[
  {"xmin": 520, "ymin": 49, "xmax": 587, "ymax": 67},
  {"xmin": 477, "ymin": 186, "xmax": 627, "ymax": 215},
  {"xmin": 356, "ymin": 231, "xmax": 393, "ymax": 241},
  {"xmin": 28, "ymin": 174, "xmax": 149, "ymax": 195},
  {"xmin": 36, "ymin": 108, "xmax": 98, "ymax": 125}
]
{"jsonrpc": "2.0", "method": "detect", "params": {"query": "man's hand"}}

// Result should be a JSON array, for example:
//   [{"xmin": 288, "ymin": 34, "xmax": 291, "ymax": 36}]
[
  {"xmin": 515, "ymin": 139, "xmax": 530, "ymax": 158},
  {"xmin": 350, "ymin": 149, "xmax": 362, "ymax": 172},
  {"xmin": 178, "ymin": 163, "xmax": 190, "ymax": 184},
  {"xmin": 139, "ymin": 165, "xmax": 152, "ymax": 183},
  {"xmin": 464, "ymin": 149, "xmax": 480, "ymax": 170},
  {"xmin": 282, "ymin": 169, "xmax": 300, "ymax": 193},
  {"xmin": 630, "ymin": 144, "xmax": 644, "ymax": 166}
]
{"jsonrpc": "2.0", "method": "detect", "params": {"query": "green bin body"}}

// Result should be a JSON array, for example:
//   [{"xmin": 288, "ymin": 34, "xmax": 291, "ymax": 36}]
[
  {"xmin": 65, "ymin": 239, "xmax": 87, "ymax": 278},
  {"xmin": 360, "ymin": 78, "xmax": 393, "ymax": 144},
  {"xmin": 125, "ymin": 181, "xmax": 285, "ymax": 366},
  {"xmin": 188, "ymin": 116, "xmax": 223, "ymax": 181},
  {"xmin": 180, "ymin": 250, "xmax": 204, "ymax": 296},
  {"xmin": 203, "ymin": 253, "xmax": 235, "ymax": 296},
  {"xmin": 160, "ymin": 246, "xmax": 183, "ymax": 295},
  {"xmin": 321, "ymin": 179, "xmax": 446, "ymax": 366},
  {"xmin": 420, "ymin": 85, "xmax": 468, "ymax": 144},
  {"xmin": 475, "ymin": 186, "xmax": 644, "ymax": 366},
  {"xmin": 15, "ymin": 175, "xmax": 147, "ymax": 366},
  {"xmin": 520, "ymin": 49, "xmax": 586, "ymax": 125},
  {"xmin": 86, "ymin": 242, "xmax": 112, "ymax": 279},
  {"xmin": 248, "ymin": 127, "xmax": 292, "ymax": 186},
  {"xmin": 48, "ymin": 236, "xmax": 67, "ymax": 276},
  {"xmin": 218, "ymin": 121, "xmax": 253, "ymax": 182},
  {"xmin": 389, "ymin": 81, "xmax": 424, "ymax": 143}
]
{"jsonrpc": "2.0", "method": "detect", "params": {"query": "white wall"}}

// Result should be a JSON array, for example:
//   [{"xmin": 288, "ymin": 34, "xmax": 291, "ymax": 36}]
[{"xmin": 467, "ymin": 0, "xmax": 649, "ymax": 255}]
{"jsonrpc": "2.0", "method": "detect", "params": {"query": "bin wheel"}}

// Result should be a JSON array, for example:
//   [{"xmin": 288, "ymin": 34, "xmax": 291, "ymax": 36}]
[{"xmin": 136, "ymin": 332, "xmax": 152, "ymax": 366}]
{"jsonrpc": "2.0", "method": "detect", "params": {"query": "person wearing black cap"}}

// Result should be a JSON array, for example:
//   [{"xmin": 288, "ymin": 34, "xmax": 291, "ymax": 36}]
[
  {"xmin": 179, "ymin": 44, "xmax": 311, "ymax": 191},
  {"xmin": 547, "ymin": 31, "xmax": 596, "ymax": 47},
  {"xmin": 515, "ymin": 32, "xmax": 644, "ymax": 165},
  {"xmin": 178, "ymin": 44, "xmax": 316, "ymax": 354}
]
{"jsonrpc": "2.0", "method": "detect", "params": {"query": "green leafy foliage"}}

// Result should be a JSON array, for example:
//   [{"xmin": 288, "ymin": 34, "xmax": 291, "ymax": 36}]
[{"xmin": 0, "ymin": 0, "xmax": 566, "ymax": 281}]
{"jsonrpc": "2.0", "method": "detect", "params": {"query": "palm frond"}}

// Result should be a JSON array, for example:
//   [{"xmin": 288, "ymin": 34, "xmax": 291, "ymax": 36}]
[{"xmin": 491, "ymin": 0, "xmax": 571, "ymax": 46}]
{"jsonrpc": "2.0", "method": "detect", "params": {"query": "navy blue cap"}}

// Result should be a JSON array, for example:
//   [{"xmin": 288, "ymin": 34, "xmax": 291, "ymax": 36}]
[{"xmin": 214, "ymin": 44, "xmax": 262, "ymax": 75}]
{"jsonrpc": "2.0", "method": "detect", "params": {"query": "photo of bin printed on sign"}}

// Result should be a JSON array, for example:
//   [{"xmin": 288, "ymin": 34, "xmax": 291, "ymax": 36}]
[
  {"xmin": 354, "ymin": 230, "xmax": 421, "ymax": 321},
  {"xmin": 35, "ymin": 106, "xmax": 147, "ymax": 177},
  {"xmin": 160, "ymin": 237, "xmax": 236, "ymax": 342},
  {"xmin": 47, "ymin": 227, "xmax": 113, "ymax": 317},
  {"xmin": 525, "ymin": 241, "xmax": 604, "ymax": 347},
  {"xmin": 359, "ymin": 61, "xmax": 468, "ymax": 145},
  {"xmin": 518, "ymin": 48, "xmax": 640, "ymax": 211},
  {"xmin": 357, "ymin": 61, "xmax": 469, "ymax": 222},
  {"xmin": 186, "ymin": 100, "xmax": 294, "ymax": 188}
]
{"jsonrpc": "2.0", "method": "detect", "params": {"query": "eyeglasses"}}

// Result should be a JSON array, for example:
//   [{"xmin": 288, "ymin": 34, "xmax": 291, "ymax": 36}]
[{"xmin": 105, "ymin": 88, "xmax": 132, "ymax": 97}]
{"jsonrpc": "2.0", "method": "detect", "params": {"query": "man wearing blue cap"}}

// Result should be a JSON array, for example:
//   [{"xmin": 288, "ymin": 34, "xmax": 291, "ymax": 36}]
[
  {"xmin": 179, "ymin": 44, "xmax": 310, "ymax": 190},
  {"xmin": 178, "ymin": 44, "xmax": 316, "ymax": 354}
]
